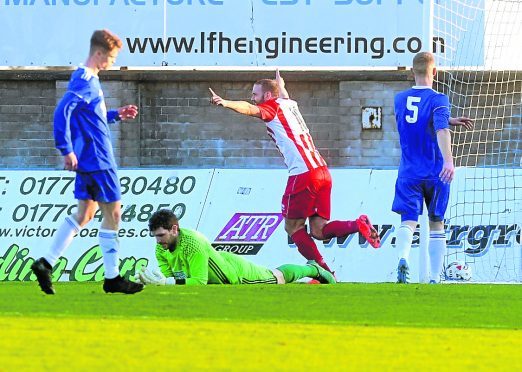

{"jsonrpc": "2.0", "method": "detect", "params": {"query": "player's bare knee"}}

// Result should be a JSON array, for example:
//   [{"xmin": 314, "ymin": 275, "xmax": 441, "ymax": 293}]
[
  {"xmin": 309, "ymin": 217, "xmax": 327, "ymax": 240},
  {"xmin": 310, "ymin": 228, "xmax": 325, "ymax": 240},
  {"xmin": 429, "ymin": 220, "xmax": 444, "ymax": 231},
  {"xmin": 284, "ymin": 220, "xmax": 306, "ymax": 236},
  {"xmin": 99, "ymin": 204, "xmax": 121, "ymax": 227},
  {"xmin": 74, "ymin": 212, "xmax": 94, "ymax": 227},
  {"xmin": 108, "ymin": 210, "xmax": 121, "ymax": 225},
  {"xmin": 284, "ymin": 224, "xmax": 297, "ymax": 236}
]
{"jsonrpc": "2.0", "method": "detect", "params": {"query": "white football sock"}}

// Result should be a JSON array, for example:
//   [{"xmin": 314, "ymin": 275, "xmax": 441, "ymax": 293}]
[
  {"xmin": 99, "ymin": 229, "xmax": 120, "ymax": 279},
  {"xmin": 44, "ymin": 216, "xmax": 81, "ymax": 266},
  {"xmin": 429, "ymin": 230, "xmax": 447, "ymax": 283},
  {"xmin": 396, "ymin": 224, "xmax": 415, "ymax": 262}
]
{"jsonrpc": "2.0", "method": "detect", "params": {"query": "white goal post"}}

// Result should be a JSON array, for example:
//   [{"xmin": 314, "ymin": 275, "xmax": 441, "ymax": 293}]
[{"xmin": 420, "ymin": 0, "xmax": 522, "ymax": 283}]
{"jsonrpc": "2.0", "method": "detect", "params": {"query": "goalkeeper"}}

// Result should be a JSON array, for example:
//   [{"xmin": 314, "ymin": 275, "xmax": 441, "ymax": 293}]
[{"xmin": 135, "ymin": 209, "xmax": 336, "ymax": 286}]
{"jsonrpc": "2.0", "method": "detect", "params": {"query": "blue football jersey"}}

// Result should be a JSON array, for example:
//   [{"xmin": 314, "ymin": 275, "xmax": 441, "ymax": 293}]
[
  {"xmin": 394, "ymin": 86, "xmax": 450, "ymax": 179},
  {"xmin": 54, "ymin": 66, "xmax": 120, "ymax": 172}
]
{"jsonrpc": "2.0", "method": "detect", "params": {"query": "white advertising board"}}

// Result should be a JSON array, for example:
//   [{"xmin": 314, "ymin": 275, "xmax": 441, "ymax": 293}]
[
  {"xmin": 1, "ymin": 167, "xmax": 520, "ymax": 283},
  {"xmin": 0, "ymin": 169, "xmax": 214, "ymax": 281},
  {"xmin": 0, "ymin": 0, "xmax": 484, "ymax": 67},
  {"xmin": 197, "ymin": 168, "xmax": 419, "ymax": 283}
]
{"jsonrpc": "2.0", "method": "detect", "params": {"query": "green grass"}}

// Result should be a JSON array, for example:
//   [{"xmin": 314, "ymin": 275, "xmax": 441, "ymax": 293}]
[
  {"xmin": 0, "ymin": 282, "xmax": 520, "ymax": 371},
  {"xmin": 1, "ymin": 282, "xmax": 520, "ymax": 328}
]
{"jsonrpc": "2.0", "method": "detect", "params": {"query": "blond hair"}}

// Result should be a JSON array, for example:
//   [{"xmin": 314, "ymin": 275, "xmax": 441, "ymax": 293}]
[{"xmin": 412, "ymin": 52, "xmax": 435, "ymax": 75}]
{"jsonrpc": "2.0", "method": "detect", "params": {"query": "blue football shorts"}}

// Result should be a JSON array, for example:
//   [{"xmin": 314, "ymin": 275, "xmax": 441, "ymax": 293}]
[
  {"xmin": 74, "ymin": 168, "xmax": 121, "ymax": 203},
  {"xmin": 392, "ymin": 177, "xmax": 450, "ymax": 222}
]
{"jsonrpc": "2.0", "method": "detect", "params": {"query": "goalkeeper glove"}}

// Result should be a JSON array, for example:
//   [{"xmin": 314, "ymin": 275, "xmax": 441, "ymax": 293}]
[{"xmin": 135, "ymin": 267, "xmax": 175, "ymax": 285}]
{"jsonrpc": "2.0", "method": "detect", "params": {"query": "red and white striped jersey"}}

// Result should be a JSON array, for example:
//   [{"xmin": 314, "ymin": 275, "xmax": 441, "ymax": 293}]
[{"xmin": 257, "ymin": 98, "xmax": 327, "ymax": 176}]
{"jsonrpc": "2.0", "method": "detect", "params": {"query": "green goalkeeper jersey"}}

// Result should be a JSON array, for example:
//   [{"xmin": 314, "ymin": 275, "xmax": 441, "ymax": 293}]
[{"xmin": 155, "ymin": 228, "xmax": 276, "ymax": 285}]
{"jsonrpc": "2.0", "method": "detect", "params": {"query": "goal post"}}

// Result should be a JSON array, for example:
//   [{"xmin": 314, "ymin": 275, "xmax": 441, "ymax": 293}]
[{"xmin": 431, "ymin": 0, "xmax": 522, "ymax": 282}]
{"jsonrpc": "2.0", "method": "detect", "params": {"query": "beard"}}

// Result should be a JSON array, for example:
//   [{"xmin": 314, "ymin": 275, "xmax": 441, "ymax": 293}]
[{"xmin": 167, "ymin": 237, "xmax": 178, "ymax": 252}]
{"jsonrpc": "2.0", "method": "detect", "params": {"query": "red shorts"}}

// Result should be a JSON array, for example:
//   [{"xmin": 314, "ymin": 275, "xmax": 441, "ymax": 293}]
[{"xmin": 281, "ymin": 166, "xmax": 332, "ymax": 220}]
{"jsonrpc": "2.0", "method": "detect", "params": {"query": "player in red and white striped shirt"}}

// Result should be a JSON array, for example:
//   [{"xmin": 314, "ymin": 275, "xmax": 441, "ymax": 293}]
[{"xmin": 210, "ymin": 70, "xmax": 380, "ymax": 275}]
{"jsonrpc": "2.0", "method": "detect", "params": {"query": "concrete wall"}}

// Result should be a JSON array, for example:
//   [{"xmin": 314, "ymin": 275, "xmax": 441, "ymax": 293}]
[{"xmin": 0, "ymin": 69, "xmax": 520, "ymax": 169}]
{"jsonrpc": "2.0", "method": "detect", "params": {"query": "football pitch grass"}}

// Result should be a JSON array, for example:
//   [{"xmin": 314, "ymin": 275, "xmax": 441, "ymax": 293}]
[{"xmin": 0, "ymin": 282, "xmax": 520, "ymax": 371}]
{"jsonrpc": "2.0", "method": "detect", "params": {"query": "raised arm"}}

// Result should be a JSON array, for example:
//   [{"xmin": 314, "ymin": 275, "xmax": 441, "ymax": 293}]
[
  {"xmin": 275, "ymin": 69, "xmax": 290, "ymax": 99},
  {"xmin": 209, "ymin": 87, "xmax": 261, "ymax": 118},
  {"xmin": 449, "ymin": 116, "xmax": 474, "ymax": 130}
]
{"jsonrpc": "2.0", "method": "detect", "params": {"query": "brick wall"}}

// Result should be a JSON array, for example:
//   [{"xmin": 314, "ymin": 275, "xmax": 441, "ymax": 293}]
[
  {"xmin": 1, "ymin": 69, "xmax": 517, "ymax": 170},
  {"xmin": 0, "ymin": 79, "xmax": 59, "ymax": 168}
]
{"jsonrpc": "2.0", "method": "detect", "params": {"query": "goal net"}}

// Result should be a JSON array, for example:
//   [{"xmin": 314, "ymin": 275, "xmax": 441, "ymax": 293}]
[{"xmin": 433, "ymin": 0, "xmax": 522, "ymax": 282}]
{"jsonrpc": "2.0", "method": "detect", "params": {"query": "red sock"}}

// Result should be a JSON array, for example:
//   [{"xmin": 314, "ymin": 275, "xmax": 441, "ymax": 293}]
[
  {"xmin": 322, "ymin": 220, "xmax": 358, "ymax": 239},
  {"xmin": 291, "ymin": 228, "xmax": 332, "ymax": 272}
]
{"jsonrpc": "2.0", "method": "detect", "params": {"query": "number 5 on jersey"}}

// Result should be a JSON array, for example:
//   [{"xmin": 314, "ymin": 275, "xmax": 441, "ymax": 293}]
[{"xmin": 406, "ymin": 96, "xmax": 422, "ymax": 124}]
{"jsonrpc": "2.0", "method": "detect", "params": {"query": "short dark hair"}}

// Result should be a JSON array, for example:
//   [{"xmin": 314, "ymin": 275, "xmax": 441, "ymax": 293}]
[
  {"xmin": 148, "ymin": 209, "xmax": 179, "ymax": 231},
  {"xmin": 90, "ymin": 29, "xmax": 122, "ymax": 54},
  {"xmin": 254, "ymin": 79, "xmax": 279, "ymax": 97}
]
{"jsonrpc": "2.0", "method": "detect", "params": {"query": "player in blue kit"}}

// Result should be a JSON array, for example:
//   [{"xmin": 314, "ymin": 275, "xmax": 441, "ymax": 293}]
[
  {"xmin": 31, "ymin": 29, "xmax": 143, "ymax": 295},
  {"xmin": 392, "ymin": 51, "xmax": 473, "ymax": 284}
]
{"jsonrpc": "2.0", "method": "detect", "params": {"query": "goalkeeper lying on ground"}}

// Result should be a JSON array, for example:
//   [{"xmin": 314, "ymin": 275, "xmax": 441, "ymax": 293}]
[{"xmin": 135, "ymin": 209, "xmax": 336, "ymax": 286}]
